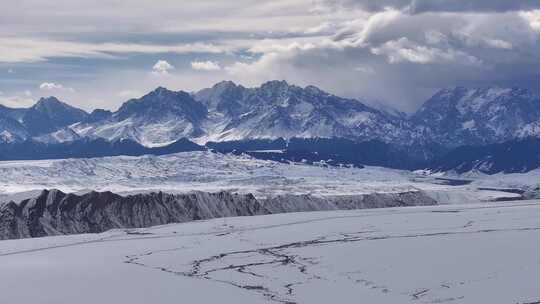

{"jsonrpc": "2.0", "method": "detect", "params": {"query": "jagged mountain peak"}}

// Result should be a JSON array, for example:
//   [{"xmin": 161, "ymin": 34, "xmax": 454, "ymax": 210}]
[
  {"xmin": 212, "ymin": 80, "xmax": 239, "ymax": 90},
  {"xmin": 195, "ymin": 81, "xmax": 246, "ymax": 115},
  {"xmin": 149, "ymin": 86, "xmax": 176, "ymax": 95},
  {"xmin": 118, "ymin": 87, "xmax": 202, "ymax": 114},
  {"xmin": 32, "ymin": 96, "xmax": 87, "ymax": 115},
  {"xmin": 198, "ymin": 80, "xmax": 244, "ymax": 98},
  {"xmin": 0, "ymin": 81, "xmax": 389, "ymax": 146},
  {"xmin": 35, "ymin": 96, "xmax": 63, "ymax": 106},
  {"xmin": 260, "ymin": 80, "xmax": 290, "ymax": 89},
  {"xmin": 71, "ymin": 86, "xmax": 209, "ymax": 146},
  {"xmin": 143, "ymin": 86, "xmax": 191, "ymax": 99},
  {"xmin": 254, "ymin": 82, "xmax": 345, "ymax": 105},
  {"xmin": 304, "ymin": 85, "xmax": 328, "ymax": 96},
  {"xmin": 17, "ymin": 96, "xmax": 88, "ymax": 136}
]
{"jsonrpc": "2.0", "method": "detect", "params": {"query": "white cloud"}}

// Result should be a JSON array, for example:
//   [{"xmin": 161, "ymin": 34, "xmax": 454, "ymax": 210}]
[
  {"xmin": 484, "ymin": 39, "xmax": 513, "ymax": 50},
  {"xmin": 304, "ymin": 22, "xmax": 336, "ymax": 34},
  {"xmin": 455, "ymin": 30, "xmax": 514, "ymax": 50},
  {"xmin": 117, "ymin": 90, "xmax": 142, "ymax": 99},
  {"xmin": 0, "ymin": 38, "xmax": 232, "ymax": 63},
  {"xmin": 332, "ymin": 9, "xmax": 403, "ymax": 46},
  {"xmin": 39, "ymin": 82, "xmax": 63, "ymax": 90},
  {"xmin": 226, "ymin": 53, "xmax": 284, "ymax": 81},
  {"xmin": 39, "ymin": 82, "xmax": 75, "ymax": 92},
  {"xmin": 191, "ymin": 61, "xmax": 222, "ymax": 71},
  {"xmin": 0, "ymin": 0, "xmax": 330, "ymax": 37},
  {"xmin": 520, "ymin": 10, "xmax": 540, "ymax": 31},
  {"xmin": 152, "ymin": 60, "xmax": 175, "ymax": 75},
  {"xmin": 425, "ymin": 30, "xmax": 448, "ymax": 45},
  {"xmin": 371, "ymin": 37, "xmax": 481, "ymax": 65}
]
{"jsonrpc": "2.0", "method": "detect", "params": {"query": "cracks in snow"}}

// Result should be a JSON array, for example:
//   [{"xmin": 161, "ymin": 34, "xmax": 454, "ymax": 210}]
[
  {"xmin": 412, "ymin": 288, "xmax": 430, "ymax": 299},
  {"xmin": 122, "ymin": 224, "xmax": 540, "ymax": 303},
  {"xmin": 463, "ymin": 220, "xmax": 474, "ymax": 228},
  {"xmin": 183, "ymin": 243, "xmax": 320, "ymax": 303}
]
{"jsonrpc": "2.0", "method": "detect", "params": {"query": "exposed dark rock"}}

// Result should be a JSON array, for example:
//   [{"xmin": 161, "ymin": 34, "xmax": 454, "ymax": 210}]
[{"xmin": 0, "ymin": 189, "xmax": 436, "ymax": 240}]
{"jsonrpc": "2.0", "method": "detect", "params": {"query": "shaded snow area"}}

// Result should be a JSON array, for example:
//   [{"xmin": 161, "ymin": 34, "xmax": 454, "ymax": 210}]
[
  {"xmin": 0, "ymin": 151, "xmax": 525, "ymax": 204},
  {"xmin": 1, "ymin": 202, "xmax": 539, "ymax": 303}
]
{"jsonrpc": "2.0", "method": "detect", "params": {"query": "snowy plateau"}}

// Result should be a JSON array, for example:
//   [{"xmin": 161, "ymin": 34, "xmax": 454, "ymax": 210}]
[{"xmin": 1, "ymin": 151, "xmax": 540, "ymax": 303}]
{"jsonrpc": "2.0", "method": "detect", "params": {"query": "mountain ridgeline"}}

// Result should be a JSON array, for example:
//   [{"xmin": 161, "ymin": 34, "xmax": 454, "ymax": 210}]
[{"xmin": 1, "ymin": 81, "xmax": 540, "ymax": 173}]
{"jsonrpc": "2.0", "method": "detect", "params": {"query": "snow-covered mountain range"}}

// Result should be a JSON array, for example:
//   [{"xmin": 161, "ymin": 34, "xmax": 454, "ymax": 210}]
[
  {"xmin": 193, "ymin": 80, "xmax": 410, "ymax": 144},
  {"xmin": 1, "ymin": 81, "xmax": 540, "ymax": 173},
  {"xmin": 63, "ymin": 81, "xmax": 410, "ymax": 146},
  {"xmin": 2, "ymin": 81, "xmax": 539, "ymax": 148}
]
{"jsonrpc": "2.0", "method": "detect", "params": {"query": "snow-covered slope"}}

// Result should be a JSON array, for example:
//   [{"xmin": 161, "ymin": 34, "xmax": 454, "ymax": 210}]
[
  {"xmin": 413, "ymin": 87, "xmax": 540, "ymax": 147},
  {"xmin": 4, "ymin": 82, "xmax": 540, "ymax": 151},
  {"xmin": 0, "ymin": 115, "xmax": 28, "ymax": 143},
  {"xmin": 71, "ymin": 88, "xmax": 207, "ymax": 146},
  {"xmin": 1, "ymin": 202, "xmax": 539, "ymax": 303}
]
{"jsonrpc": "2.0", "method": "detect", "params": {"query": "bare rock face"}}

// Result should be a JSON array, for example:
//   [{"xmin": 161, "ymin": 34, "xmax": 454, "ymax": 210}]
[
  {"xmin": 0, "ymin": 190, "xmax": 265, "ymax": 240},
  {"xmin": 0, "ymin": 189, "xmax": 436, "ymax": 240}
]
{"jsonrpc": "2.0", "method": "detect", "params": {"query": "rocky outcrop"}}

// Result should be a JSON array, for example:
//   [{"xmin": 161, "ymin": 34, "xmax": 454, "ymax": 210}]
[{"xmin": 0, "ymin": 189, "xmax": 436, "ymax": 240}]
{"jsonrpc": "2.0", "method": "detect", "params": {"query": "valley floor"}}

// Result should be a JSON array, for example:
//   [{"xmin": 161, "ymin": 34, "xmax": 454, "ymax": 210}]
[{"xmin": 1, "ymin": 201, "xmax": 539, "ymax": 304}]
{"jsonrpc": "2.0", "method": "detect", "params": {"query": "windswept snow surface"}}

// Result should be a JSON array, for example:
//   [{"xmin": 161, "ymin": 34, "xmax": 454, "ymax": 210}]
[
  {"xmin": 1, "ymin": 202, "xmax": 539, "ymax": 303},
  {"xmin": 0, "ymin": 151, "xmax": 525, "ymax": 204}
]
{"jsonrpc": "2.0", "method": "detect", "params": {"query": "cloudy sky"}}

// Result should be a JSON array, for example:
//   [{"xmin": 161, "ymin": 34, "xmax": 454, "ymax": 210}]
[{"xmin": 1, "ymin": 0, "xmax": 540, "ymax": 112}]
